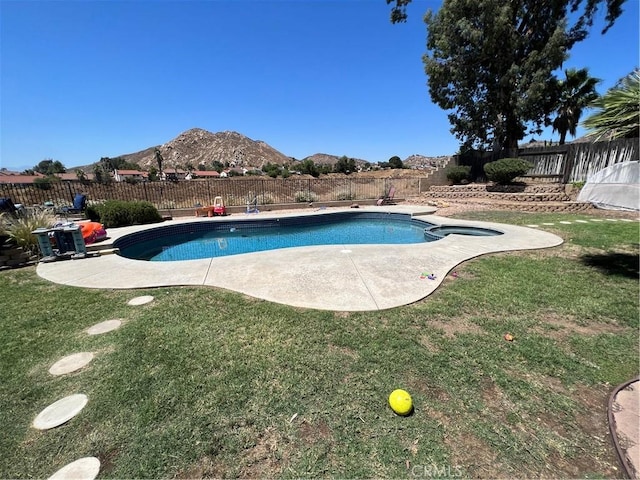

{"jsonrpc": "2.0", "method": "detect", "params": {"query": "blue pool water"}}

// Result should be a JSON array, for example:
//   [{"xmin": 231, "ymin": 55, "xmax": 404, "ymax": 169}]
[{"xmin": 114, "ymin": 212, "xmax": 502, "ymax": 261}]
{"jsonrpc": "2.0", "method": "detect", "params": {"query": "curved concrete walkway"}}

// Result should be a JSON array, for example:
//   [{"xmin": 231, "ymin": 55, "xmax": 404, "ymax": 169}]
[{"xmin": 36, "ymin": 206, "xmax": 563, "ymax": 311}]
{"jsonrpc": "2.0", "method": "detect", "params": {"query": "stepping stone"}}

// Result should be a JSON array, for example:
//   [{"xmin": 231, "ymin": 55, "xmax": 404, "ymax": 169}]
[
  {"xmin": 559, "ymin": 221, "xmax": 572, "ymax": 224},
  {"xmin": 127, "ymin": 295, "xmax": 154, "ymax": 306},
  {"xmin": 49, "ymin": 352, "xmax": 94, "ymax": 376},
  {"xmin": 526, "ymin": 224, "xmax": 539, "ymax": 228},
  {"xmin": 48, "ymin": 457, "xmax": 100, "ymax": 480},
  {"xmin": 620, "ymin": 218, "xmax": 634, "ymax": 222},
  {"xmin": 33, "ymin": 394, "xmax": 88, "ymax": 430},
  {"xmin": 590, "ymin": 219, "xmax": 604, "ymax": 222},
  {"xmin": 574, "ymin": 220, "xmax": 589, "ymax": 223},
  {"xmin": 542, "ymin": 222, "xmax": 555, "ymax": 226},
  {"xmin": 606, "ymin": 218, "xmax": 619, "ymax": 222},
  {"xmin": 86, "ymin": 319, "xmax": 122, "ymax": 336}
]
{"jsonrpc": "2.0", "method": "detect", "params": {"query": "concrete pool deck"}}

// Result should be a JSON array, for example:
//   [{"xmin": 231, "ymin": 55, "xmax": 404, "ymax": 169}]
[{"xmin": 36, "ymin": 206, "xmax": 564, "ymax": 311}]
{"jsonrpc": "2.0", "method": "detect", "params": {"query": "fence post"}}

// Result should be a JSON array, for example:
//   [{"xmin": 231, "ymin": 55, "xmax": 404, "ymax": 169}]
[
  {"xmin": 66, "ymin": 182, "xmax": 74, "ymax": 203},
  {"xmin": 562, "ymin": 145, "xmax": 574, "ymax": 184}
]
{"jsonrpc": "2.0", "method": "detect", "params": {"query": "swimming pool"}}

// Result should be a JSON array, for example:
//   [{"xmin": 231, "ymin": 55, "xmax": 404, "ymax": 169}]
[{"xmin": 114, "ymin": 212, "xmax": 503, "ymax": 261}]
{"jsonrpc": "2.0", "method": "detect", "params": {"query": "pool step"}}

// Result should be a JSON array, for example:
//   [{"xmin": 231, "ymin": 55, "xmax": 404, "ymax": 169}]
[
  {"xmin": 85, "ymin": 243, "xmax": 118, "ymax": 255},
  {"xmin": 93, "ymin": 247, "xmax": 119, "ymax": 256}
]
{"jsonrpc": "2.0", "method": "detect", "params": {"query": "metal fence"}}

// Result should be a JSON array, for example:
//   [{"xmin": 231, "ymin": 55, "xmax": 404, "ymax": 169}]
[{"xmin": 1, "ymin": 177, "xmax": 420, "ymax": 211}]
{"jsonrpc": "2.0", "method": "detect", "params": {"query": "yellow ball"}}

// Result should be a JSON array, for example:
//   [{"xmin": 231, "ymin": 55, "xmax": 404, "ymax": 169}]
[{"xmin": 388, "ymin": 389, "xmax": 413, "ymax": 415}]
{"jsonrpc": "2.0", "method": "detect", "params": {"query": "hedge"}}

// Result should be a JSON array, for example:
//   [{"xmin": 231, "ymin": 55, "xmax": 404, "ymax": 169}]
[{"xmin": 86, "ymin": 200, "xmax": 163, "ymax": 228}]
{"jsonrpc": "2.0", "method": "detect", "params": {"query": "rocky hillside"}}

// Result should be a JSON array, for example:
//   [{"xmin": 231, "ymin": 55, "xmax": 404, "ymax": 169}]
[
  {"xmin": 110, "ymin": 128, "xmax": 450, "ymax": 172},
  {"xmin": 119, "ymin": 129, "xmax": 292, "ymax": 170},
  {"xmin": 402, "ymin": 154, "xmax": 452, "ymax": 169}
]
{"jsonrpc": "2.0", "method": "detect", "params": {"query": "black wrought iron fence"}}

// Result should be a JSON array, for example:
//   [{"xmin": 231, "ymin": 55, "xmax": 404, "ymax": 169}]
[{"xmin": 0, "ymin": 177, "xmax": 412, "ymax": 211}]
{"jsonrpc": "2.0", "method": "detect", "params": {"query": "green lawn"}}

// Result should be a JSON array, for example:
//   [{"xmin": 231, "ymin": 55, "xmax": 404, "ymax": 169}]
[{"xmin": 1, "ymin": 211, "xmax": 638, "ymax": 478}]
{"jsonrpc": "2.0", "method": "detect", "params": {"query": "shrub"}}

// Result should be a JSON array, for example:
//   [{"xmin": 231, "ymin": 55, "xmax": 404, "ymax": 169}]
[
  {"xmin": 294, "ymin": 191, "xmax": 318, "ymax": 203},
  {"xmin": 257, "ymin": 193, "xmax": 275, "ymax": 205},
  {"xmin": 0, "ymin": 213, "xmax": 9, "ymax": 237},
  {"xmin": 87, "ymin": 200, "xmax": 162, "ymax": 228},
  {"xmin": 33, "ymin": 177, "xmax": 53, "ymax": 190},
  {"xmin": 7, "ymin": 210, "xmax": 56, "ymax": 255},
  {"xmin": 336, "ymin": 188, "xmax": 356, "ymax": 201},
  {"xmin": 484, "ymin": 158, "xmax": 533, "ymax": 184},
  {"xmin": 446, "ymin": 165, "xmax": 472, "ymax": 184}
]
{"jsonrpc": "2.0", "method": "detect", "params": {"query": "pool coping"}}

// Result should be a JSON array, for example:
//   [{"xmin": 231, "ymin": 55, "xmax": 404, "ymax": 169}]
[{"xmin": 36, "ymin": 206, "xmax": 564, "ymax": 311}]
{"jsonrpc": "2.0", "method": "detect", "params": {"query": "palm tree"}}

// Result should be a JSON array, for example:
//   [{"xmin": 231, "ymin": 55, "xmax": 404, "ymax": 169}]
[
  {"xmin": 154, "ymin": 148, "xmax": 164, "ymax": 175},
  {"xmin": 551, "ymin": 68, "xmax": 601, "ymax": 145},
  {"xmin": 582, "ymin": 69, "xmax": 640, "ymax": 141}
]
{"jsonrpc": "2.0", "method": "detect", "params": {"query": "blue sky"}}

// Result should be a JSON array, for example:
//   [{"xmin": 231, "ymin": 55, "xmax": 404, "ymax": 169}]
[{"xmin": 1, "ymin": 0, "xmax": 638, "ymax": 171}]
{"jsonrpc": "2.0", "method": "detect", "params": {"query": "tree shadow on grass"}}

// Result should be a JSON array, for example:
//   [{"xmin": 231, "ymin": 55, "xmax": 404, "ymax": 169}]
[{"xmin": 581, "ymin": 252, "xmax": 639, "ymax": 279}]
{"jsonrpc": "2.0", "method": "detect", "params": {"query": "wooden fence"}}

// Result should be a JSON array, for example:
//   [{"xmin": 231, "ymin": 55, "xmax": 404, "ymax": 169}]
[
  {"xmin": 0, "ymin": 176, "xmax": 422, "ymax": 211},
  {"xmin": 457, "ymin": 138, "xmax": 639, "ymax": 183}
]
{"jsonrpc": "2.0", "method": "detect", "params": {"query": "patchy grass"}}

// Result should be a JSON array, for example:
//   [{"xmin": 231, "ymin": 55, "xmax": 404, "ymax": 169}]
[{"xmin": 0, "ymin": 211, "xmax": 638, "ymax": 478}]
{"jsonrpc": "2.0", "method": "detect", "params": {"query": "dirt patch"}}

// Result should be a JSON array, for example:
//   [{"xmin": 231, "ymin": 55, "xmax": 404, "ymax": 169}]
[
  {"xmin": 238, "ymin": 426, "xmax": 288, "ymax": 478},
  {"xmin": 406, "ymin": 375, "xmax": 451, "ymax": 403},
  {"xmin": 444, "ymin": 430, "xmax": 504, "ymax": 478},
  {"xmin": 428, "ymin": 319, "xmax": 485, "ymax": 339},
  {"xmin": 174, "ymin": 455, "xmax": 226, "ymax": 479},
  {"xmin": 532, "ymin": 312, "xmax": 629, "ymax": 340},
  {"xmin": 567, "ymin": 383, "xmax": 621, "ymax": 477},
  {"xmin": 514, "ymin": 370, "xmax": 569, "ymax": 396},
  {"xmin": 417, "ymin": 334, "xmax": 439, "ymax": 353},
  {"xmin": 327, "ymin": 343, "xmax": 359, "ymax": 359},
  {"xmin": 297, "ymin": 418, "xmax": 333, "ymax": 445},
  {"xmin": 97, "ymin": 448, "xmax": 120, "ymax": 476}
]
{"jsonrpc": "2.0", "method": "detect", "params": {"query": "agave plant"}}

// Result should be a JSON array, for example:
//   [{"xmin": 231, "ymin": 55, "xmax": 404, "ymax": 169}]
[
  {"xmin": 7, "ymin": 210, "xmax": 56, "ymax": 255},
  {"xmin": 582, "ymin": 69, "xmax": 640, "ymax": 141}
]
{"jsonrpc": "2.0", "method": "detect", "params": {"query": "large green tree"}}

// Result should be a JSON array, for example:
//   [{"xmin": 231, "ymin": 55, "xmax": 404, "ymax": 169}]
[
  {"xmin": 334, "ymin": 156, "xmax": 357, "ymax": 174},
  {"xmin": 551, "ymin": 68, "xmax": 601, "ymax": 144},
  {"xmin": 386, "ymin": 0, "xmax": 625, "ymax": 154},
  {"xmin": 33, "ymin": 158, "xmax": 66, "ymax": 175},
  {"xmin": 582, "ymin": 69, "xmax": 640, "ymax": 140}
]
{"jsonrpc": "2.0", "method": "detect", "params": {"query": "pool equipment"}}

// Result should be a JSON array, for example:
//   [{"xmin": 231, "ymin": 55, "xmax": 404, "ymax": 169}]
[
  {"xmin": 246, "ymin": 194, "xmax": 259, "ymax": 214},
  {"xmin": 32, "ymin": 225, "xmax": 87, "ymax": 262}
]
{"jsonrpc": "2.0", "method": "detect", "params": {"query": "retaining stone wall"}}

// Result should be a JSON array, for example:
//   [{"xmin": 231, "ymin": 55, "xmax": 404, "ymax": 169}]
[
  {"xmin": 422, "ymin": 183, "xmax": 592, "ymax": 213},
  {"xmin": 0, "ymin": 243, "xmax": 36, "ymax": 269}
]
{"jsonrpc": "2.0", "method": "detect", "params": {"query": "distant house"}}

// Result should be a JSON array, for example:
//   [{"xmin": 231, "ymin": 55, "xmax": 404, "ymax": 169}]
[
  {"xmin": 0, "ymin": 171, "xmax": 45, "ymax": 184},
  {"xmin": 192, "ymin": 170, "xmax": 221, "ymax": 179},
  {"xmin": 55, "ymin": 172, "xmax": 96, "ymax": 182},
  {"xmin": 161, "ymin": 168, "xmax": 187, "ymax": 181},
  {"xmin": 114, "ymin": 169, "xmax": 148, "ymax": 182},
  {"xmin": 219, "ymin": 167, "xmax": 247, "ymax": 178}
]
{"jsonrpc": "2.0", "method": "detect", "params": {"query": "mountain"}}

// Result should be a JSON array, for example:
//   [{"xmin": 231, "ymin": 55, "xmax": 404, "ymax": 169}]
[
  {"xmin": 118, "ymin": 128, "xmax": 292, "ymax": 170},
  {"xmin": 97, "ymin": 128, "xmax": 451, "ymax": 173}
]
